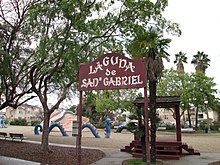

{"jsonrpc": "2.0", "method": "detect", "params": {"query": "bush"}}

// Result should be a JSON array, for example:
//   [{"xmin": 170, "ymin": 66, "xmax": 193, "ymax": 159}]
[
  {"xmin": 165, "ymin": 123, "xmax": 176, "ymax": 130},
  {"xmin": 4, "ymin": 118, "xmax": 9, "ymax": 124},
  {"xmin": 95, "ymin": 122, "xmax": 105, "ymax": 129},
  {"xmin": 210, "ymin": 121, "xmax": 220, "ymax": 131},
  {"xmin": 10, "ymin": 118, "xmax": 27, "ymax": 126},
  {"xmin": 31, "ymin": 120, "xmax": 41, "ymax": 126},
  {"xmin": 199, "ymin": 120, "xmax": 207, "ymax": 130}
]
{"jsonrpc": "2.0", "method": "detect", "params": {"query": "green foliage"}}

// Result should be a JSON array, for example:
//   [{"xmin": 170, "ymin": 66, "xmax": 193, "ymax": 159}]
[
  {"xmin": 126, "ymin": 107, "xmax": 145, "ymax": 139},
  {"xmin": 189, "ymin": 72, "xmax": 217, "ymax": 112},
  {"xmin": 128, "ymin": 159, "xmax": 147, "ymax": 165},
  {"xmin": 128, "ymin": 159, "xmax": 163, "ymax": 165},
  {"xmin": 158, "ymin": 69, "xmax": 218, "ymax": 113},
  {"xmin": 165, "ymin": 123, "xmax": 176, "ymax": 130},
  {"xmin": 126, "ymin": 28, "xmax": 172, "ymax": 81},
  {"xmin": 210, "ymin": 121, "xmax": 220, "ymax": 131},
  {"xmin": 10, "ymin": 118, "xmax": 28, "ymax": 126},
  {"xmin": 191, "ymin": 51, "xmax": 210, "ymax": 73},
  {"xmin": 4, "ymin": 118, "xmax": 9, "ymax": 124},
  {"xmin": 31, "ymin": 120, "xmax": 41, "ymax": 126},
  {"xmin": 0, "ymin": 0, "xmax": 37, "ymax": 110},
  {"xmin": 174, "ymin": 51, "xmax": 187, "ymax": 64},
  {"xmin": 158, "ymin": 69, "xmax": 219, "ymax": 129},
  {"xmin": 174, "ymin": 51, "xmax": 187, "ymax": 72},
  {"xmin": 157, "ymin": 69, "xmax": 190, "ymax": 96},
  {"xmin": 1, "ymin": 0, "xmax": 181, "ymax": 153},
  {"xmin": 68, "ymin": 105, "xmax": 77, "ymax": 114},
  {"xmin": 215, "ymin": 101, "xmax": 220, "ymax": 119},
  {"xmin": 94, "ymin": 89, "xmax": 138, "ymax": 113},
  {"xmin": 82, "ymin": 89, "xmax": 138, "ymax": 126},
  {"xmin": 94, "ymin": 122, "xmax": 105, "ymax": 129}
]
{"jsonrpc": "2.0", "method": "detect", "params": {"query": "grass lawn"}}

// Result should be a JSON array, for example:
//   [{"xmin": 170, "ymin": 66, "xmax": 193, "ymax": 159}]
[
  {"xmin": 158, "ymin": 130, "xmax": 220, "ymax": 134},
  {"xmin": 127, "ymin": 159, "xmax": 163, "ymax": 165}
]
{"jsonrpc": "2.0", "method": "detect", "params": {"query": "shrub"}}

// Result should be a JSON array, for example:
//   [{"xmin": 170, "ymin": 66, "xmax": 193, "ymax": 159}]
[
  {"xmin": 199, "ymin": 120, "xmax": 208, "ymax": 130},
  {"xmin": 31, "ymin": 120, "xmax": 41, "ymax": 126},
  {"xmin": 210, "ymin": 121, "xmax": 220, "ymax": 131},
  {"xmin": 95, "ymin": 122, "xmax": 105, "ymax": 129},
  {"xmin": 10, "ymin": 118, "xmax": 27, "ymax": 126},
  {"xmin": 4, "ymin": 118, "xmax": 9, "ymax": 124},
  {"xmin": 165, "ymin": 123, "xmax": 176, "ymax": 130}
]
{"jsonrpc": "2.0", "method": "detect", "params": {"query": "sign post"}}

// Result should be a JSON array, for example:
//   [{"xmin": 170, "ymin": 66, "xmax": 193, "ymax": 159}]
[{"xmin": 78, "ymin": 53, "xmax": 149, "ymax": 164}]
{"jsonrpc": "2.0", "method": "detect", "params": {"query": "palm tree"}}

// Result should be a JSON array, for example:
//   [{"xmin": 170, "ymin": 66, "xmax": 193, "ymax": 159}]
[
  {"xmin": 191, "ymin": 52, "xmax": 210, "ymax": 130},
  {"xmin": 174, "ymin": 51, "xmax": 188, "ymax": 127},
  {"xmin": 174, "ymin": 51, "xmax": 187, "ymax": 73},
  {"xmin": 191, "ymin": 51, "xmax": 210, "ymax": 73},
  {"xmin": 127, "ymin": 27, "xmax": 171, "ymax": 163}
]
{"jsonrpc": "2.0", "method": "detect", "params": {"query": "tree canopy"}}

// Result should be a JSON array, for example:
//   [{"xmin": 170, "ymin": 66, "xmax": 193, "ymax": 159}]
[
  {"xmin": 0, "ymin": 0, "xmax": 181, "ymax": 156},
  {"xmin": 157, "ymin": 69, "xmax": 218, "ymax": 127},
  {"xmin": 174, "ymin": 51, "xmax": 187, "ymax": 73},
  {"xmin": 0, "ymin": 0, "xmax": 38, "ymax": 110},
  {"xmin": 191, "ymin": 51, "xmax": 210, "ymax": 73}
]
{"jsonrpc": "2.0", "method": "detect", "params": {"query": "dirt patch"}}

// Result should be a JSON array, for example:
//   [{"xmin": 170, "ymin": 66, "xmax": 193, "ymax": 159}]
[{"xmin": 0, "ymin": 140, "xmax": 105, "ymax": 165}]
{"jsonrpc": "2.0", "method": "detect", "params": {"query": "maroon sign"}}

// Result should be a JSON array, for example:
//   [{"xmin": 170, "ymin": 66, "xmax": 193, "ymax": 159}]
[{"xmin": 79, "ymin": 53, "xmax": 147, "ymax": 91}]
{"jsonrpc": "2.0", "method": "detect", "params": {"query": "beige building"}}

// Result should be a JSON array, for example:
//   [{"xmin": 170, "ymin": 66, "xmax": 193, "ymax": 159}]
[
  {"xmin": 184, "ymin": 108, "xmax": 218, "ymax": 127},
  {"xmin": 157, "ymin": 108, "xmax": 176, "ymax": 124},
  {"xmin": 6, "ymin": 104, "xmax": 43, "ymax": 123},
  {"xmin": 157, "ymin": 107, "xmax": 218, "ymax": 127}
]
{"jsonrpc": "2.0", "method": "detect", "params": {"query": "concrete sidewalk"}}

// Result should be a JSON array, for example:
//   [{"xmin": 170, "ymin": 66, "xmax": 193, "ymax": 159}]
[
  {"xmin": 0, "ymin": 156, "xmax": 41, "ymax": 165},
  {"xmin": 92, "ymin": 151, "xmax": 220, "ymax": 165},
  {"xmin": 165, "ymin": 153, "xmax": 220, "ymax": 165},
  {"xmin": 91, "ymin": 149, "xmax": 133, "ymax": 165}
]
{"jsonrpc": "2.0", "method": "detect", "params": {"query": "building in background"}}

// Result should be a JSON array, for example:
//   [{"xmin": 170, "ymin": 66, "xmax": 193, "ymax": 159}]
[
  {"xmin": 157, "ymin": 108, "xmax": 176, "ymax": 125},
  {"xmin": 6, "ymin": 104, "xmax": 43, "ymax": 123},
  {"xmin": 185, "ymin": 108, "xmax": 218, "ymax": 127}
]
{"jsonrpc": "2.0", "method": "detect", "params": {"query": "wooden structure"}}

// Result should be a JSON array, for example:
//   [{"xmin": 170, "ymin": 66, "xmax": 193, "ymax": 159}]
[{"xmin": 121, "ymin": 96, "xmax": 200, "ymax": 160}]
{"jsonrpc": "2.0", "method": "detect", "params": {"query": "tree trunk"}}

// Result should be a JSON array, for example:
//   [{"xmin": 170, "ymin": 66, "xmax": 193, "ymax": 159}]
[
  {"xmin": 41, "ymin": 111, "xmax": 51, "ymax": 153},
  {"xmin": 177, "ymin": 63, "xmax": 184, "ymax": 73},
  {"xmin": 187, "ymin": 108, "xmax": 192, "ymax": 128},
  {"xmin": 195, "ymin": 105, "xmax": 199, "ymax": 129},
  {"xmin": 149, "ymin": 80, "xmax": 157, "ymax": 163},
  {"xmin": 182, "ymin": 110, "xmax": 186, "ymax": 128},
  {"xmin": 141, "ymin": 133, "xmax": 146, "ymax": 162},
  {"xmin": 138, "ymin": 106, "xmax": 146, "ymax": 162}
]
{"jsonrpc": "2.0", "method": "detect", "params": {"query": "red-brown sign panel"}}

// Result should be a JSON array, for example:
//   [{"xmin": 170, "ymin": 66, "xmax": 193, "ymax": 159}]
[{"xmin": 79, "ymin": 53, "xmax": 147, "ymax": 91}]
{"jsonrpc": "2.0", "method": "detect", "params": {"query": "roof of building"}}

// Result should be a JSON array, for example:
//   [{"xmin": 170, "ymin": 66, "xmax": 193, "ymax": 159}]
[{"xmin": 134, "ymin": 96, "xmax": 181, "ymax": 108}]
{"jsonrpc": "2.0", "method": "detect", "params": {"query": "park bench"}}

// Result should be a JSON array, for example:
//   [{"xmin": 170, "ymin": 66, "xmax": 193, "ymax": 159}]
[
  {"xmin": 0, "ymin": 132, "xmax": 8, "ymax": 140},
  {"xmin": 9, "ymin": 133, "xmax": 27, "ymax": 142}
]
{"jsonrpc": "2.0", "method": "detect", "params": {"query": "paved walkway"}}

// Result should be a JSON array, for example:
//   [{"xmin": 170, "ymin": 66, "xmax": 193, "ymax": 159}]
[
  {"xmin": 166, "ymin": 153, "xmax": 220, "ymax": 165},
  {"xmin": 91, "ymin": 150, "xmax": 133, "ymax": 165},
  {"xmin": 0, "ymin": 156, "xmax": 40, "ymax": 165}
]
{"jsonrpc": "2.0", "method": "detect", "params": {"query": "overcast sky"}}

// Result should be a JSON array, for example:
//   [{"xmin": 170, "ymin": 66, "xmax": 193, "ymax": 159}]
[{"xmin": 163, "ymin": 0, "xmax": 220, "ymax": 98}]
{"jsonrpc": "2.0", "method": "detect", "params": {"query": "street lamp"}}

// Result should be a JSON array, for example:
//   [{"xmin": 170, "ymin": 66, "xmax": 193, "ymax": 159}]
[{"xmin": 204, "ymin": 99, "xmax": 210, "ymax": 132}]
